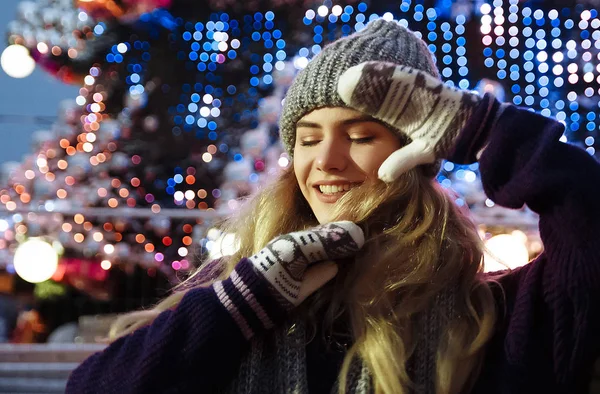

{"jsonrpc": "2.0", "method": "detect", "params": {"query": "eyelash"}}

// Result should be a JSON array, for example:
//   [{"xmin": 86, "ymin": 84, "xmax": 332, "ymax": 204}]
[
  {"xmin": 351, "ymin": 137, "xmax": 375, "ymax": 144},
  {"xmin": 299, "ymin": 137, "xmax": 375, "ymax": 147}
]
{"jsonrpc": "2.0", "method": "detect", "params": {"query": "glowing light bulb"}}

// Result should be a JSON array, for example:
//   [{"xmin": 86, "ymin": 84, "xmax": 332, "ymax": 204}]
[
  {"xmin": 0, "ymin": 45, "xmax": 35, "ymax": 78},
  {"xmin": 14, "ymin": 238, "xmax": 58, "ymax": 283},
  {"xmin": 317, "ymin": 5, "xmax": 329, "ymax": 17},
  {"xmin": 484, "ymin": 234, "xmax": 529, "ymax": 272}
]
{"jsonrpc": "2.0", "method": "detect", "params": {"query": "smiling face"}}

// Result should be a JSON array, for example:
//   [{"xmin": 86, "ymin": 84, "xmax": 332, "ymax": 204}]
[{"xmin": 293, "ymin": 107, "xmax": 402, "ymax": 223}]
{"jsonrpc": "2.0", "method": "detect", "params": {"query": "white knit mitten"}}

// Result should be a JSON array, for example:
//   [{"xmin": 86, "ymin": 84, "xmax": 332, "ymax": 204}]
[
  {"xmin": 249, "ymin": 221, "xmax": 364, "ymax": 307},
  {"xmin": 338, "ymin": 61, "xmax": 482, "ymax": 182}
]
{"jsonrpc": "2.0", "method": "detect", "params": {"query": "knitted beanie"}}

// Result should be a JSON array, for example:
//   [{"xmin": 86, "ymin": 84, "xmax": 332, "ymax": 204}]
[{"xmin": 279, "ymin": 18, "xmax": 442, "ymax": 176}]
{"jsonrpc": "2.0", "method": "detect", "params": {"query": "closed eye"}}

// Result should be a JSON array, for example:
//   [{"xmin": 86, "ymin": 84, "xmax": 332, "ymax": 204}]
[
  {"xmin": 350, "ymin": 137, "xmax": 375, "ymax": 144},
  {"xmin": 299, "ymin": 137, "xmax": 375, "ymax": 146},
  {"xmin": 299, "ymin": 140, "xmax": 320, "ymax": 147}
]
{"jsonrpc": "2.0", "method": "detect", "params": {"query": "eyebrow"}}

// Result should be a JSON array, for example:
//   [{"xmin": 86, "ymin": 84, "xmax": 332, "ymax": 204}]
[{"xmin": 296, "ymin": 115, "xmax": 376, "ymax": 129}]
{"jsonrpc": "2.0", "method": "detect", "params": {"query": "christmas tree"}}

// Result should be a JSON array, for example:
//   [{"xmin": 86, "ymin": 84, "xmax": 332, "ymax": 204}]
[{"xmin": 1, "ymin": 0, "xmax": 311, "ymax": 298}]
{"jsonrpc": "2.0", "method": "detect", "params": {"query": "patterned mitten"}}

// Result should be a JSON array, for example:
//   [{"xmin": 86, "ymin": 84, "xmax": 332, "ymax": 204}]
[
  {"xmin": 338, "ymin": 61, "xmax": 483, "ymax": 182},
  {"xmin": 249, "ymin": 221, "xmax": 364, "ymax": 308}
]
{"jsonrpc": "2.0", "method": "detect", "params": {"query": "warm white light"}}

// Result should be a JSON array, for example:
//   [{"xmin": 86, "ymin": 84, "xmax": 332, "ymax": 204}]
[
  {"xmin": 536, "ymin": 51, "xmax": 548, "ymax": 62},
  {"xmin": 464, "ymin": 170, "xmax": 477, "ymax": 182},
  {"xmin": 207, "ymin": 228, "xmax": 221, "ymax": 240},
  {"xmin": 200, "ymin": 107, "xmax": 211, "ymax": 117},
  {"xmin": 101, "ymin": 260, "xmax": 112, "ymax": 270},
  {"xmin": 484, "ymin": 234, "xmax": 529, "ymax": 272},
  {"xmin": 36, "ymin": 42, "xmax": 48, "ymax": 54},
  {"xmin": 553, "ymin": 65, "xmax": 563, "ymax": 75},
  {"xmin": 36, "ymin": 157, "xmax": 48, "ymax": 168},
  {"xmin": 0, "ymin": 45, "xmax": 35, "ymax": 78},
  {"xmin": 294, "ymin": 56, "xmax": 309, "ymax": 69},
  {"xmin": 209, "ymin": 233, "xmax": 239, "ymax": 260},
  {"xmin": 14, "ymin": 238, "xmax": 58, "ymax": 283},
  {"xmin": 278, "ymin": 156, "xmax": 290, "ymax": 167},
  {"xmin": 581, "ymin": 10, "xmax": 591, "ymax": 21}
]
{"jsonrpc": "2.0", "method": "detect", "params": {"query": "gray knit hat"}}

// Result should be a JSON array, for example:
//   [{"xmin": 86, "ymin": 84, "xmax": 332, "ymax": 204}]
[{"xmin": 279, "ymin": 19, "xmax": 442, "ymax": 176}]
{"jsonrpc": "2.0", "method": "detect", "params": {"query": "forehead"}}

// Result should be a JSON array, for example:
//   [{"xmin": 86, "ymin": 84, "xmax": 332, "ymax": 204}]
[{"xmin": 298, "ymin": 107, "xmax": 370, "ymax": 125}]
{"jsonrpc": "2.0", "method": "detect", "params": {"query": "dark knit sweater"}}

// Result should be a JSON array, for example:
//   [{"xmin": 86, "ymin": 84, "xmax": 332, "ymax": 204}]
[{"xmin": 66, "ymin": 99, "xmax": 600, "ymax": 393}]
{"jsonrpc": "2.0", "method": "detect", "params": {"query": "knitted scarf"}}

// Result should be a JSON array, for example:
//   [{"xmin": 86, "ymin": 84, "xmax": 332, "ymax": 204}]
[{"xmin": 226, "ymin": 289, "xmax": 457, "ymax": 394}]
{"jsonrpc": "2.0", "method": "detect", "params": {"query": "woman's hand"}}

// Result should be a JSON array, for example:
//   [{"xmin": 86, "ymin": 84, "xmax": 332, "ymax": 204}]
[
  {"xmin": 338, "ymin": 61, "xmax": 484, "ymax": 182},
  {"xmin": 249, "ymin": 221, "xmax": 364, "ymax": 308}
]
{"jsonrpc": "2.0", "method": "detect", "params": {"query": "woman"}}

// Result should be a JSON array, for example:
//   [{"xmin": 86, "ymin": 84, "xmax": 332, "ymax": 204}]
[{"xmin": 66, "ymin": 19, "xmax": 600, "ymax": 394}]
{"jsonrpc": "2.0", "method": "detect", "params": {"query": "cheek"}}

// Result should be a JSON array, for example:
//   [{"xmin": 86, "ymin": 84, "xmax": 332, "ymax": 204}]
[
  {"xmin": 375, "ymin": 146, "xmax": 397, "ymax": 167},
  {"xmin": 293, "ymin": 155, "xmax": 301, "ymax": 177},
  {"xmin": 293, "ymin": 157, "xmax": 308, "ymax": 189},
  {"xmin": 352, "ymin": 145, "xmax": 394, "ymax": 174}
]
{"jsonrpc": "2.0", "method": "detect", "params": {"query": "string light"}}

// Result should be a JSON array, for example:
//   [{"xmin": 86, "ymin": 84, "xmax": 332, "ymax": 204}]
[{"xmin": 0, "ymin": 1, "xmax": 596, "ymax": 278}]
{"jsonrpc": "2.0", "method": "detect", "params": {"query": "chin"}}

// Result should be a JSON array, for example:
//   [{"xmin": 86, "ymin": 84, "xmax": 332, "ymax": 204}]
[
  {"xmin": 315, "ymin": 209, "xmax": 351, "ymax": 224},
  {"xmin": 313, "ymin": 209, "xmax": 333, "ymax": 224},
  {"xmin": 315, "ymin": 214, "xmax": 329, "ymax": 224}
]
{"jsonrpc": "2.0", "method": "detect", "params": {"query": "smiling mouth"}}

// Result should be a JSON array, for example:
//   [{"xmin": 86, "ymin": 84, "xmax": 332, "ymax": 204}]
[
  {"xmin": 313, "ymin": 183, "xmax": 361, "ymax": 202},
  {"xmin": 317, "ymin": 184, "xmax": 356, "ymax": 194}
]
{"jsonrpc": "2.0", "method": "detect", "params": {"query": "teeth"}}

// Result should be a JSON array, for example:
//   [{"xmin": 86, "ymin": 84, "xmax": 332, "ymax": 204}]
[{"xmin": 318, "ymin": 184, "xmax": 355, "ymax": 194}]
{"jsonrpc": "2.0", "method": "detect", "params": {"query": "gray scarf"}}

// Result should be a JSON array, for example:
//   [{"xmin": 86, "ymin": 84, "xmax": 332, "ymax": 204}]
[{"xmin": 226, "ymin": 290, "xmax": 456, "ymax": 394}]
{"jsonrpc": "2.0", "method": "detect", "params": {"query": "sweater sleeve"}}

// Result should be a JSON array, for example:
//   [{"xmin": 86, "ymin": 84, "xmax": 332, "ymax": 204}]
[
  {"xmin": 453, "ymin": 96, "xmax": 600, "ymax": 386},
  {"xmin": 66, "ymin": 258, "xmax": 288, "ymax": 394}
]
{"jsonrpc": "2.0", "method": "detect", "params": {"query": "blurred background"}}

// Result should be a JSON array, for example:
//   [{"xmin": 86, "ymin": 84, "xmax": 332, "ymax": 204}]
[
  {"xmin": 0, "ymin": 0, "xmax": 598, "ymax": 391},
  {"xmin": 0, "ymin": 1, "xmax": 79, "ymax": 165}
]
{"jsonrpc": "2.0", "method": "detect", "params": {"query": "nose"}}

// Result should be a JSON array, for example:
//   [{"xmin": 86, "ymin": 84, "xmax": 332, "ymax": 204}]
[{"xmin": 315, "ymin": 137, "xmax": 348, "ymax": 173}]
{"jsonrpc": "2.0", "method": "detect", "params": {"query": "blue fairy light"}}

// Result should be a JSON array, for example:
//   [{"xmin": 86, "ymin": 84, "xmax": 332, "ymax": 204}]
[{"xmin": 94, "ymin": 23, "xmax": 105, "ymax": 35}]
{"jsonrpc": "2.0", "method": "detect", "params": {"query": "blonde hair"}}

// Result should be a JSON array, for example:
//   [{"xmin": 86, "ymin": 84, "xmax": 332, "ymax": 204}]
[{"xmin": 110, "ymin": 167, "xmax": 497, "ymax": 394}]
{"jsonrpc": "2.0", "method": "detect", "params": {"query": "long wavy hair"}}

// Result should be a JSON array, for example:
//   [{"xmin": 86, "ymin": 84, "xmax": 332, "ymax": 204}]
[{"xmin": 109, "ymin": 165, "xmax": 497, "ymax": 394}]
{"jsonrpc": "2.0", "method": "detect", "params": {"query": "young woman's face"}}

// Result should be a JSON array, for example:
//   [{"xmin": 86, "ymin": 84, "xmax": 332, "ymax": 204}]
[{"xmin": 294, "ymin": 107, "xmax": 402, "ymax": 223}]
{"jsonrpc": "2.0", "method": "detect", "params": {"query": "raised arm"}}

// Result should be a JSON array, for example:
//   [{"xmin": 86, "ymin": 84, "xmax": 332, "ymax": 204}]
[
  {"xmin": 337, "ymin": 61, "xmax": 600, "ymax": 387},
  {"xmin": 461, "ymin": 99, "xmax": 600, "ymax": 387}
]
